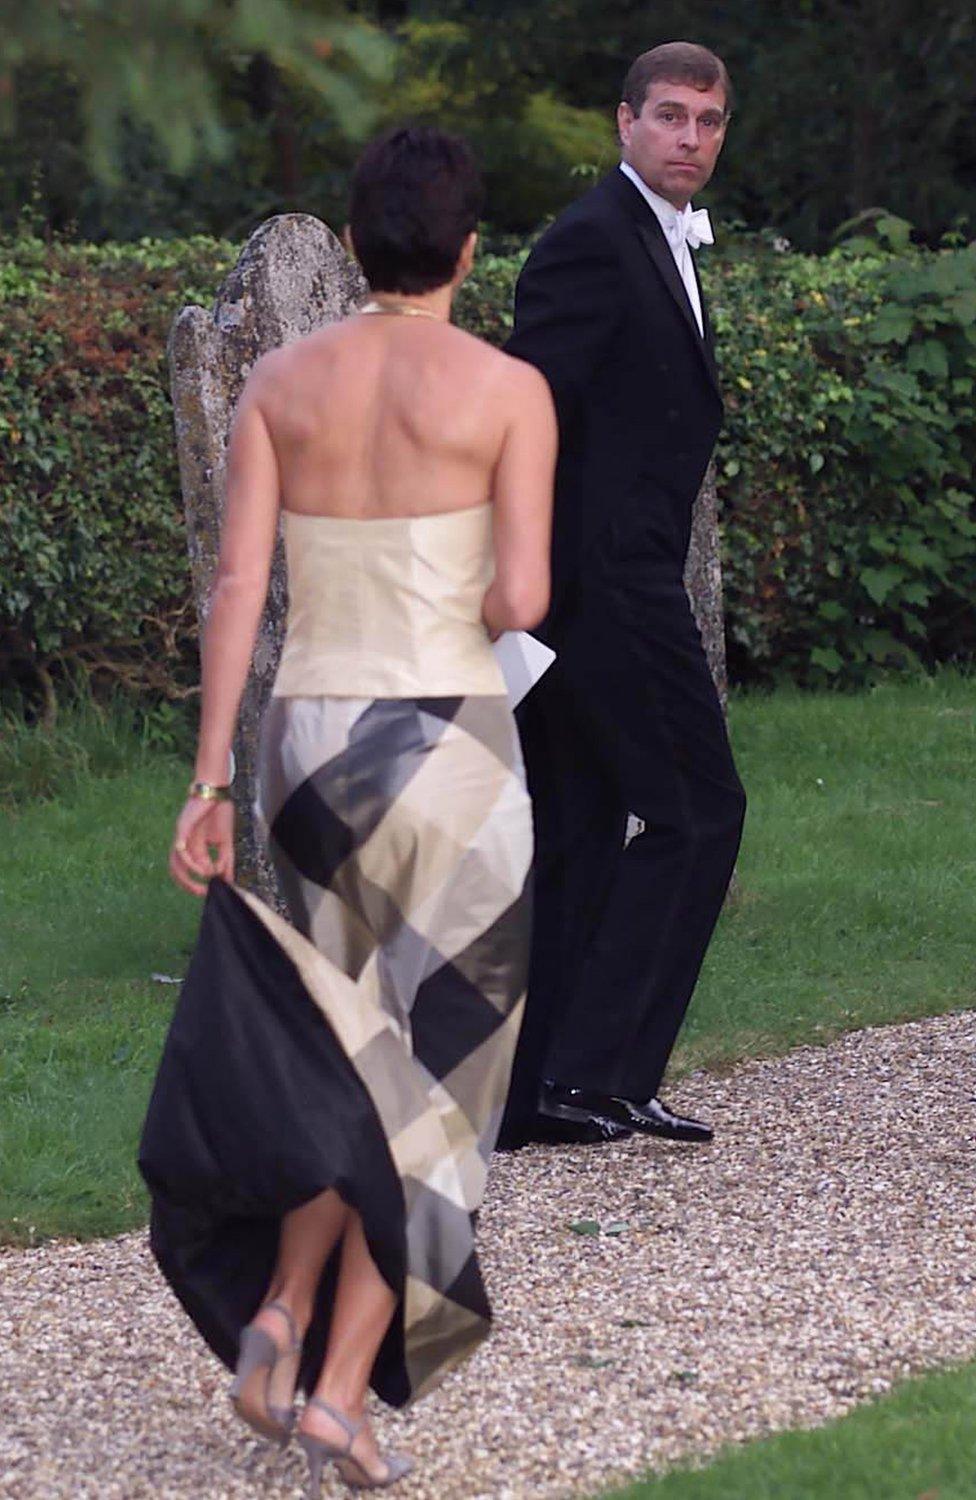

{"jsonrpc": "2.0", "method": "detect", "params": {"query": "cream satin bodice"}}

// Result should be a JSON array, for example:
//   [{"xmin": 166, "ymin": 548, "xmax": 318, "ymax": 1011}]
[{"xmin": 272, "ymin": 504, "xmax": 506, "ymax": 699}]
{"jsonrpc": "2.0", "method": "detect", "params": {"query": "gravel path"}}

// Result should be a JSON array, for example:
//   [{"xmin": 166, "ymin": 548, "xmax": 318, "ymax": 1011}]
[{"xmin": 2, "ymin": 1009, "xmax": 975, "ymax": 1500}]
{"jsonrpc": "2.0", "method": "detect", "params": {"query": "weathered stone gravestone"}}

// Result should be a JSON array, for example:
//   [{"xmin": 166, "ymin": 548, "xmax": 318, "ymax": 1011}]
[
  {"xmin": 623, "ymin": 463, "xmax": 729, "ymax": 848},
  {"xmin": 169, "ymin": 211, "xmax": 729, "ymax": 896},
  {"xmin": 169, "ymin": 214, "xmax": 367, "ymax": 902},
  {"xmin": 684, "ymin": 462, "xmax": 729, "ymax": 713}
]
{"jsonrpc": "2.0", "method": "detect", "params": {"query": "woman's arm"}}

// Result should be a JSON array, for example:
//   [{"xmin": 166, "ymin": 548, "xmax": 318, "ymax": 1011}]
[
  {"xmin": 170, "ymin": 373, "xmax": 280, "ymax": 895},
  {"xmin": 482, "ymin": 359, "xmax": 557, "ymax": 637}
]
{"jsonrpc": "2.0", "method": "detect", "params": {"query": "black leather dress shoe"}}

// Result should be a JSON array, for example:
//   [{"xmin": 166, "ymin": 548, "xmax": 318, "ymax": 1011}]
[
  {"xmin": 544, "ymin": 1082, "xmax": 714, "ymax": 1143},
  {"xmin": 532, "ymin": 1082, "xmax": 633, "ymax": 1144}
]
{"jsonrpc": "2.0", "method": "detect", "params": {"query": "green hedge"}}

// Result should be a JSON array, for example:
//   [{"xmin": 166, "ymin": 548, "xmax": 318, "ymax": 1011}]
[
  {"xmin": 462, "ymin": 228, "xmax": 976, "ymax": 686},
  {"xmin": 2, "ymin": 226, "xmax": 974, "ymax": 712},
  {"xmin": 0, "ymin": 235, "xmax": 235, "ymax": 716},
  {"xmin": 708, "ymin": 226, "xmax": 976, "ymax": 684}
]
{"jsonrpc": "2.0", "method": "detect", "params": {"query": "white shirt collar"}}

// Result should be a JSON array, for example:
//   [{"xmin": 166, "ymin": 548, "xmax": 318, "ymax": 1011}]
[
  {"xmin": 618, "ymin": 161, "xmax": 710, "ymax": 338},
  {"xmin": 619, "ymin": 160, "xmax": 689, "ymax": 229}
]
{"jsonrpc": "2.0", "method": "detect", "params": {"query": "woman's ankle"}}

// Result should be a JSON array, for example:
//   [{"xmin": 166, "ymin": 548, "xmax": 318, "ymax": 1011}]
[
  {"xmin": 306, "ymin": 1385, "xmax": 367, "ymax": 1426},
  {"xmin": 259, "ymin": 1292, "xmax": 312, "ymax": 1341}
]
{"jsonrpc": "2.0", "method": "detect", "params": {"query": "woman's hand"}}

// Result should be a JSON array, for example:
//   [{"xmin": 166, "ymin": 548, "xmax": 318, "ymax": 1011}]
[
  {"xmin": 168, "ymin": 380, "xmax": 278, "ymax": 899},
  {"xmin": 169, "ymin": 796, "xmax": 235, "ymax": 896}
]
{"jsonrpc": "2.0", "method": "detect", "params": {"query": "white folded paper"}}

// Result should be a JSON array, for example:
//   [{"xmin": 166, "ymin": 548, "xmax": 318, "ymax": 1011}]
[{"xmin": 492, "ymin": 631, "xmax": 557, "ymax": 709}]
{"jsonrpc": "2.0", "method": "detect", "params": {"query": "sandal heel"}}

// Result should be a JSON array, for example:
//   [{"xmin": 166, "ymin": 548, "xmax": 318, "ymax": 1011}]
[
  {"xmin": 298, "ymin": 1434, "xmax": 328, "ymax": 1499},
  {"xmin": 229, "ymin": 1301, "xmax": 302, "ymax": 1446},
  {"xmin": 300, "ymin": 1399, "xmax": 414, "ymax": 1491},
  {"xmin": 230, "ymin": 1326, "xmax": 275, "ymax": 1397}
]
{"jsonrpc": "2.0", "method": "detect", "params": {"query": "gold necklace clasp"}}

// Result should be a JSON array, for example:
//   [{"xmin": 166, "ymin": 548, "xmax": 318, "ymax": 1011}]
[{"xmin": 360, "ymin": 298, "xmax": 443, "ymax": 322}]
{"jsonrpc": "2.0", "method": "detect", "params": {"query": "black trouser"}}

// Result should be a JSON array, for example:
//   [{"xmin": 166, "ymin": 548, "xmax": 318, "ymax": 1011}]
[{"xmin": 500, "ymin": 550, "xmax": 745, "ymax": 1141}]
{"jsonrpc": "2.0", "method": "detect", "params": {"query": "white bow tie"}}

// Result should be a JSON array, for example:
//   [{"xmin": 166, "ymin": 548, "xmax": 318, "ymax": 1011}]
[{"xmin": 667, "ymin": 206, "xmax": 714, "ymax": 252}]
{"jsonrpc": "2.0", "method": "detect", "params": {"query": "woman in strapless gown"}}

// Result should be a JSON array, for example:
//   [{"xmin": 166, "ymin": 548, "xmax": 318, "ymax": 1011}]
[{"xmin": 139, "ymin": 128, "xmax": 556, "ymax": 1492}]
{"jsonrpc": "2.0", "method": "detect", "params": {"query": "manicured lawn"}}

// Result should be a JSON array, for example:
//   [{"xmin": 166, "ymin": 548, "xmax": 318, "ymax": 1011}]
[
  {"xmin": 677, "ymin": 671, "xmax": 976, "ymax": 1074},
  {"xmin": 603, "ymin": 1358, "xmax": 976, "ymax": 1499},
  {"xmin": 0, "ymin": 673, "xmax": 973, "ymax": 1244},
  {"xmin": 0, "ymin": 745, "xmax": 198, "ymax": 1244}
]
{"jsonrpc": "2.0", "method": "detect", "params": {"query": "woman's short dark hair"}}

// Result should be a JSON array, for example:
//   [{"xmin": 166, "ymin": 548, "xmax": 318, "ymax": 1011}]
[{"xmin": 349, "ymin": 126, "xmax": 484, "ymax": 295}]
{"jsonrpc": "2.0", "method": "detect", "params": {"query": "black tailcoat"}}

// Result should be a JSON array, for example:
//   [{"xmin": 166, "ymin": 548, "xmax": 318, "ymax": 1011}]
[
  {"xmin": 511, "ymin": 168, "xmax": 723, "ymax": 637},
  {"xmin": 499, "ymin": 169, "xmax": 746, "ymax": 1142}
]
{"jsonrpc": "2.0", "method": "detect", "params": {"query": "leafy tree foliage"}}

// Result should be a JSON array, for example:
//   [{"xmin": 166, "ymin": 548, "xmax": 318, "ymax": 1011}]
[
  {"xmin": 0, "ymin": 0, "xmax": 390, "ymax": 177},
  {"xmin": 445, "ymin": 0, "xmax": 976, "ymax": 247},
  {"xmin": 376, "ymin": 14, "xmax": 613, "ymax": 229},
  {"xmin": 1, "ymin": 0, "xmax": 974, "ymax": 243},
  {"xmin": 0, "ymin": 1, "xmax": 391, "ymax": 239}
]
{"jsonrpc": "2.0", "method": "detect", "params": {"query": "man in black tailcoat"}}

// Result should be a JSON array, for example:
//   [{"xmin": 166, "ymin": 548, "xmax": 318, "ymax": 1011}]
[{"xmin": 499, "ymin": 42, "xmax": 746, "ymax": 1149}]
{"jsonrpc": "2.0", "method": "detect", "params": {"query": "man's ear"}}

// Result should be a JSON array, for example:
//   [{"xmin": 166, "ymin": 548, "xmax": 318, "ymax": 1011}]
[{"xmin": 617, "ymin": 101, "xmax": 634, "ymax": 148}]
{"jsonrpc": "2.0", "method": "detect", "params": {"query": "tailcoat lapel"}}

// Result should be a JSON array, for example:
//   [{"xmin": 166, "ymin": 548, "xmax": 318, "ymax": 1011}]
[
  {"xmin": 692, "ymin": 250, "xmax": 721, "ymax": 391},
  {"xmin": 608, "ymin": 171, "xmax": 721, "ymax": 398},
  {"xmin": 634, "ymin": 218, "xmax": 721, "ymax": 398}
]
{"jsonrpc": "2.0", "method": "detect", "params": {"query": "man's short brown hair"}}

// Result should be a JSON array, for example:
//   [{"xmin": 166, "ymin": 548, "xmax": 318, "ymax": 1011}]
[{"xmin": 622, "ymin": 42, "xmax": 733, "ymax": 118}]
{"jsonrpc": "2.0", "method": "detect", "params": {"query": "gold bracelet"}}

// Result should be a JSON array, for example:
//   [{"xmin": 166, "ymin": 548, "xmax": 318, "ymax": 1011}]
[{"xmin": 188, "ymin": 780, "xmax": 233, "ymax": 802}]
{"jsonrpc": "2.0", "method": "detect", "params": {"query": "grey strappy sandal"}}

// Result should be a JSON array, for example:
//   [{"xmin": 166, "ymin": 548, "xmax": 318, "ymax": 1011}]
[
  {"xmin": 297, "ymin": 1397, "xmax": 414, "ymax": 1494},
  {"xmin": 229, "ymin": 1299, "xmax": 302, "ymax": 1445}
]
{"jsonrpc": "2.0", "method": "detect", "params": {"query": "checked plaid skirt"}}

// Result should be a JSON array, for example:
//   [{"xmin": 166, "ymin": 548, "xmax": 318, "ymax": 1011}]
[{"xmin": 140, "ymin": 693, "xmax": 532, "ymax": 1407}]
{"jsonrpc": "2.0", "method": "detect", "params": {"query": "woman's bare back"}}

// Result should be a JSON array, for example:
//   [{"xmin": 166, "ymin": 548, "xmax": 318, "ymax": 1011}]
[{"xmin": 253, "ymin": 315, "xmax": 526, "ymax": 520}]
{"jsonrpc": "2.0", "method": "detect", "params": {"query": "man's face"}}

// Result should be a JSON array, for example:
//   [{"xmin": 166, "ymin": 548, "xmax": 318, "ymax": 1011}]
[{"xmin": 617, "ymin": 79, "xmax": 728, "ymax": 208}]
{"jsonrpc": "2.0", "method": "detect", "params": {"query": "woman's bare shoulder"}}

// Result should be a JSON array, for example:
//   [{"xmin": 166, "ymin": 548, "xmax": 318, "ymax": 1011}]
[
  {"xmin": 448, "ymin": 329, "xmax": 552, "ymax": 398},
  {"xmin": 495, "ymin": 347, "xmax": 556, "ymax": 412},
  {"xmin": 242, "ymin": 324, "xmax": 349, "ymax": 400}
]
